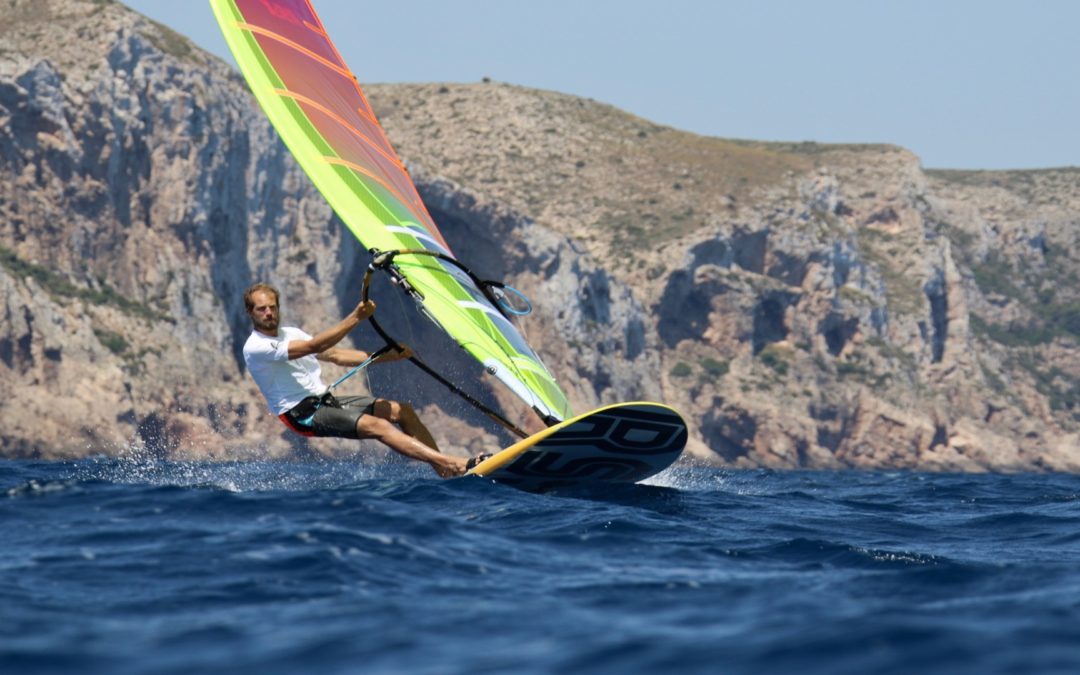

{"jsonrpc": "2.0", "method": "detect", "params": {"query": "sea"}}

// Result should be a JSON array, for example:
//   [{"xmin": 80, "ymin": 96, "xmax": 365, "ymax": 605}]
[{"xmin": 3, "ymin": 457, "xmax": 1080, "ymax": 675}]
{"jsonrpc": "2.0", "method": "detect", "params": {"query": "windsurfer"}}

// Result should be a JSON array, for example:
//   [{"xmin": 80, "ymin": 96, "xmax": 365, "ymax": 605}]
[{"xmin": 242, "ymin": 282, "xmax": 468, "ymax": 478}]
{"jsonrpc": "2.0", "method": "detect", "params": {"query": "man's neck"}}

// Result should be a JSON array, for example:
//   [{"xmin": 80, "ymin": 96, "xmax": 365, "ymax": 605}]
[{"xmin": 254, "ymin": 326, "xmax": 279, "ymax": 337}]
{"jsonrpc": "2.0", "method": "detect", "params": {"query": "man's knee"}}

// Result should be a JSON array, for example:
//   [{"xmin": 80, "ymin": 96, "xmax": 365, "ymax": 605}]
[
  {"xmin": 372, "ymin": 399, "xmax": 402, "ymax": 422},
  {"xmin": 397, "ymin": 402, "xmax": 418, "ymax": 422}
]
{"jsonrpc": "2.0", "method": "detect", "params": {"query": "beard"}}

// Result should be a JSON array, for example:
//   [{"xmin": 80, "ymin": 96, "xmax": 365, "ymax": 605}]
[{"xmin": 253, "ymin": 314, "xmax": 279, "ymax": 333}]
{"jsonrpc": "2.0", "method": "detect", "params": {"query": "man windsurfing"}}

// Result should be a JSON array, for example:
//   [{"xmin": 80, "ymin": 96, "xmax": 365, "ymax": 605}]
[{"xmin": 242, "ymin": 283, "xmax": 468, "ymax": 478}]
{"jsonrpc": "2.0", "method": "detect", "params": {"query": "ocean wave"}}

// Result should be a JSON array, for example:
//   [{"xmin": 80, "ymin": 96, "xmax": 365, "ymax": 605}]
[{"xmin": 3, "ymin": 460, "xmax": 1080, "ymax": 674}]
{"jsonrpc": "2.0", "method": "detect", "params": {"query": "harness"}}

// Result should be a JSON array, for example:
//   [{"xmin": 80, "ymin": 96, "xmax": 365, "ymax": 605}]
[
  {"xmin": 277, "ymin": 344, "xmax": 393, "ymax": 437},
  {"xmin": 278, "ymin": 391, "xmax": 338, "ymax": 437}
]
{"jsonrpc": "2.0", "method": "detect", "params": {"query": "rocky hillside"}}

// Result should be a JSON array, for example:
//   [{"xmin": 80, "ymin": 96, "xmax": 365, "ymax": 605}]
[{"xmin": 2, "ymin": 0, "xmax": 1079, "ymax": 471}]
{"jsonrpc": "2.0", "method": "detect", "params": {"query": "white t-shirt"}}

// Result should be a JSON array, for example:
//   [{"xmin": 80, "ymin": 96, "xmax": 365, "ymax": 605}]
[{"xmin": 243, "ymin": 326, "xmax": 327, "ymax": 415}]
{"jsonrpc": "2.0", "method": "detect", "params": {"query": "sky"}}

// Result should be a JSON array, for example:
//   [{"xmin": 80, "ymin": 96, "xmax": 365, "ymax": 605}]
[{"xmin": 123, "ymin": 0, "xmax": 1079, "ymax": 171}]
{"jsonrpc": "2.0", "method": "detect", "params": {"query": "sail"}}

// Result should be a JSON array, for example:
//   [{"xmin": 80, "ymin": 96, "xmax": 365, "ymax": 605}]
[{"xmin": 210, "ymin": 0, "xmax": 571, "ymax": 423}]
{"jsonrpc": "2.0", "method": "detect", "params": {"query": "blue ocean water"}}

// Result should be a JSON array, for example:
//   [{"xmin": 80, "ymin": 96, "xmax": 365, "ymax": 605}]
[{"xmin": 3, "ymin": 458, "xmax": 1080, "ymax": 674}]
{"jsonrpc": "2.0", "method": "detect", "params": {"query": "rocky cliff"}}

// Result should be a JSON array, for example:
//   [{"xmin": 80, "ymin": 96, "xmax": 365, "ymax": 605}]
[{"xmin": 2, "ymin": 0, "xmax": 1079, "ymax": 471}]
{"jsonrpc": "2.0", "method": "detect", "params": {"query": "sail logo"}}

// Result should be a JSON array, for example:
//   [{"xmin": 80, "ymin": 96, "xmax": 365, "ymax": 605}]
[{"xmin": 257, "ymin": 0, "xmax": 302, "ymax": 25}]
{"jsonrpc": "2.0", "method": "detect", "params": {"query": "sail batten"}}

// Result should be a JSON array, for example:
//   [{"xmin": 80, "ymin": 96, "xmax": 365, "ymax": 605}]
[
  {"xmin": 276, "ymin": 89, "xmax": 408, "ymax": 172},
  {"xmin": 211, "ymin": 0, "xmax": 572, "ymax": 423},
  {"xmin": 236, "ymin": 22, "xmax": 354, "ymax": 80}
]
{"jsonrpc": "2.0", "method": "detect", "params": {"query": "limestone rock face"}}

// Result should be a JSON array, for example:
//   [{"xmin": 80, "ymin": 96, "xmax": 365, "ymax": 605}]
[
  {"xmin": 2, "ymin": 1, "xmax": 1079, "ymax": 471},
  {"xmin": 0, "ymin": 0, "xmax": 346, "ymax": 458}
]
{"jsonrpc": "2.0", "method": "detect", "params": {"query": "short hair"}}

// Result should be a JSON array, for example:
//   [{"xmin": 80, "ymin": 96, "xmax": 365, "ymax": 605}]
[{"xmin": 243, "ymin": 283, "xmax": 280, "ymax": 313}]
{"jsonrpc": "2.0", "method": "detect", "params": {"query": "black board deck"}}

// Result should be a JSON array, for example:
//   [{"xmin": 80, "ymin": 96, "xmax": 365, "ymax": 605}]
[{"xmin": 466, "ymin": 402, "xmax": 688, "ymax": 492}]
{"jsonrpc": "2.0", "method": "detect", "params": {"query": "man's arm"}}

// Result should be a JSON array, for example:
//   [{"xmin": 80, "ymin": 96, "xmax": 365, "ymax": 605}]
[
  {"xmin": 317, "ymin": 344, "xmax": 413, "ymax": 367},
  {"xmin": 315, "ymin": 347, "xmax": 369, "ymax": 367},
  {"xmin": 287, "ymin": 300, "xmax": 375, "ymax": 360}
]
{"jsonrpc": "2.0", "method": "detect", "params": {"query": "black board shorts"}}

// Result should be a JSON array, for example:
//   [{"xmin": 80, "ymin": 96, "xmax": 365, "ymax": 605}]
[{"xmin": 279, "ymin": 394, "xmax": 377, "ymax": 439}]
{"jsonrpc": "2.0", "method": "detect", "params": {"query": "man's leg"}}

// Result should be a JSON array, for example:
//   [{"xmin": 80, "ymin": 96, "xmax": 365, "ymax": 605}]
[
  {"xmin": 355, "ymin": 414, "xmax": 466, "ymax": 478},
  {"xmin": 371, "ymin": 400, "xmax": 441, "ymax": 453}
]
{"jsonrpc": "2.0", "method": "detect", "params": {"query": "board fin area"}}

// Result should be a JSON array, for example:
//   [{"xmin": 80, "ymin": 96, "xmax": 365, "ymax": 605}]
[{"xmin": 466, "ymin": 402, "xmax": 688, "ymax": 492}]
